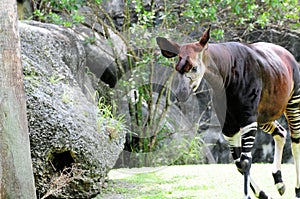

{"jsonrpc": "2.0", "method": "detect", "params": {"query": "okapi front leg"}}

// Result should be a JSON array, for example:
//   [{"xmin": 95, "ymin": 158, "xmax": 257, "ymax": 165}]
[
  {"xmin": 240, "ymin": 122, "xmax": 257, "ymax": 199},
  {"xmin": 224, "ymin": 123, "xmax": 269, "ymax": 199},
  {"xmin": 224, "ymin": 131, "xmax": 242, "ymax": 165}
]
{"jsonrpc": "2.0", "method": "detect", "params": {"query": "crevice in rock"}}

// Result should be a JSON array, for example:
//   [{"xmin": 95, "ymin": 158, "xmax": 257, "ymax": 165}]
[{"xmin": 51, "ymin": 151, "xmax": 75, "ymax": 172}]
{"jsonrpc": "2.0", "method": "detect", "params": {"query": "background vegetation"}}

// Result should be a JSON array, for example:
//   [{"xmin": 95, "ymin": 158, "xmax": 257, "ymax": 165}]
[
  {"xmin": 28, "ymin": 0, "xmax": 300, "ymax": 167},
  {"xmin": 31, "ymin": 0, "xmax": 300, "ymax": 38}
]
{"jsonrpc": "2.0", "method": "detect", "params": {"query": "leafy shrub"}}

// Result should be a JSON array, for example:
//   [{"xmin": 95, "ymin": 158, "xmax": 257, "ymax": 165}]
[
  {"xmin": 170, "ymin": 0, "xmax": 300, "ymax": 39},
  {"xmin": 32, "ymin": 0, "xmax": 84, "ymax": 26}
]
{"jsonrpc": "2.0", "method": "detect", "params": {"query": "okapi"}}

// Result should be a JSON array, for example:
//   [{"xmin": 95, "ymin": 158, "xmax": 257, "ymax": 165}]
[{"xmin": 156, "ymin": 26, "xmax": 300, "ymax": 199}]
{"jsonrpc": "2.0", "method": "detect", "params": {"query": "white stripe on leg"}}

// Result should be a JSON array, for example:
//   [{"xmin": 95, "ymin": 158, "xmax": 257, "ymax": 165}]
[{"xmin": 241, "ymin": 122, "xmax": 257, "ymax": 158}]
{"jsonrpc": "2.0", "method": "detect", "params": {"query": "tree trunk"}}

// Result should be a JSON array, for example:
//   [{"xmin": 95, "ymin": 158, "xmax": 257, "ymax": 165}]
[{"xmin": 0, "ymin": 0, "xmax": 36, "ymax": 198}]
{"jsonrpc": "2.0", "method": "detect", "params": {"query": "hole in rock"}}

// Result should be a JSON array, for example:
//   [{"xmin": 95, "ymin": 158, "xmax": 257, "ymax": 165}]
[{"xmin": 51, "ymin": 151, "xmax": 75, "ymax": 172}]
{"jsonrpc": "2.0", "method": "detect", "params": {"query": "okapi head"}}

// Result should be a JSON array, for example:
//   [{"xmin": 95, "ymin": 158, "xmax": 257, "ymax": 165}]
[{"xmin": 156, "ymin": 26, "xmax": 210, "ymax": 102}]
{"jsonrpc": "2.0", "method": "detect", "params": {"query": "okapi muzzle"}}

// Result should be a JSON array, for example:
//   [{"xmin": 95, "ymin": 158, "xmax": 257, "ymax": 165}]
[
  {"xmin": 173, "ymin": 55, "xmax": 192, "ymax": 102},
  {"xmin": 174, "ymin": 72, "xmax": 192, "ymax": 102}
]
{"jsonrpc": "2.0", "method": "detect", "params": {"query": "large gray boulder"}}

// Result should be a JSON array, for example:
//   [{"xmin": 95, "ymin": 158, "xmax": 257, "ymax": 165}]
[
  {"xmin": 19, "ymin": 21, "xmax": 126, "ymax": 198},
  {"xmin": 74, "ymin": 21, "xmax": 128, "ymax": 88}
]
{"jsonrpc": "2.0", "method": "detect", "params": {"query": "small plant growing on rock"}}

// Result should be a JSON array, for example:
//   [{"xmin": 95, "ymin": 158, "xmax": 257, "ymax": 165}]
[{"xmin": 97, "ymin": 96, "xmax": 125, "ymax": 139}]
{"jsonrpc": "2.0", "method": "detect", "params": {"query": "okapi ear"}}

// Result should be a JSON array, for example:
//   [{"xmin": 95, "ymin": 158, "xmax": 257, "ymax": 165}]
[
  {"xmin": 199, "ymin": 25, "xmax": 211, "ymax": 47},
  {"xmin": 156, "ymin": 37, "xmax": 180, "ymax": 58}
]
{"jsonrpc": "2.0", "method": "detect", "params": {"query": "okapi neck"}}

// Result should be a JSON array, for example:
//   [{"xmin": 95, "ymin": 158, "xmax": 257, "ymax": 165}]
[{"xmin": 203, "ymin": 54, "xmax": 225, "ymax": 93}]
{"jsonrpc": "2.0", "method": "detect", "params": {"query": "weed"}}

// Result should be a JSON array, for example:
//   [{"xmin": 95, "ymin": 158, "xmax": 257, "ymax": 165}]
[
  {"xmin": 97, "ymin": 96, "xmax": 125, "ymax": 138},
  {"xmin": 41, "ymin": 165, "xmax": 84, "ymax": 199},
  {"xmin": 61, "ymin": 90, "xmax": 72, "ymax": 104},
  {"xmin": 49, "ymin": 74, "xmax": 65, "ymax": 84}
]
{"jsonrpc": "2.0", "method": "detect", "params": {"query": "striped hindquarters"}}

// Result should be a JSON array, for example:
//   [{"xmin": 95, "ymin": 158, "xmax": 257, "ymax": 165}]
[{"xmin": 286, "ymin": 93, "xmax": 300, "ymax": 142}]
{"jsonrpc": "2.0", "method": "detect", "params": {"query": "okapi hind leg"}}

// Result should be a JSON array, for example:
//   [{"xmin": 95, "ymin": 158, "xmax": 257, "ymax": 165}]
[
  {"xmin": 292, "ymin": 141, "xmax": 300, "ymax": 199},
  {"xmin": 285, "ymin": 93, "xmax": 300, "ymax": 198},
  {"xmin": 260, "ymin": 121, "xmax": 287, "ymax": 195}
]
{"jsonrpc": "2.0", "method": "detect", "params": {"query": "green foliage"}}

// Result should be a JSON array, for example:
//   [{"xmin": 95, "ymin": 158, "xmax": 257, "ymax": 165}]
[
  {"xmin": 180, "ymin": 0, "xmax": 300, "ymax": 38},
  {"xmin": 61, "ymin": 90, "xmax": 73, "ymax": 104},
  {"xmin": 173, "ymin": 135, "xmax": 206, "ymax": 165},
  {"xmin": 31, "ymin": 0, "xmax": 300, "ymax": 34},
  {"xmin": 134, "ymin": 0, "xmax": 155, "ymax": 28},
  {"xmin": 97, "ymin": 97, "xmax": 114, "ymax": 119},
  {"xmin": 32, "ymin": 0, "xmax": 84, "ymax": 27},
  {"xmin": 97, "ymin": 96, "xmax": 125, "ymax": 136},
  {"xmin": 49, "ymin": 74, "xmax": 65, "ymax": 84}
]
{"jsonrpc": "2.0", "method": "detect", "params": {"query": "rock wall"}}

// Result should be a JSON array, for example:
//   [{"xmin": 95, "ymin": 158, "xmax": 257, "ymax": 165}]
[{"xmin": 20, "ymin": 21, "xmax": 126, "ymax": 198}]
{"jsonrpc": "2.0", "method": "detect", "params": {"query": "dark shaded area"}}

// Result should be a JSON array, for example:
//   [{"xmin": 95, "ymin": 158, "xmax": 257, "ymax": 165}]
[{"xmin": 51, "ymin": 151, "xmax": 75, "ymax": 172}]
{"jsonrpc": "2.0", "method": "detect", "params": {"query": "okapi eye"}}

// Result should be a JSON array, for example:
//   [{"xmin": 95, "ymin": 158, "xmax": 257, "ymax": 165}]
[{"xmin": 192, "ymin": 66, "xmax": 197, "ymax": 72}]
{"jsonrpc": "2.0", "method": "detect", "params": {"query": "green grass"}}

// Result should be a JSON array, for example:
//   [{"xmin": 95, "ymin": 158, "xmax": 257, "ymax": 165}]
[{"xmin": 99, "ymin": 164, "xmax": 296, "ymax": 199}]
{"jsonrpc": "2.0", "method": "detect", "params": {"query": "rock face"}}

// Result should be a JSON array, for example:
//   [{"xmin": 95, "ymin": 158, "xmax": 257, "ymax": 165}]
[
  {"xmin": 74, "ymin": 18, "xmax": 128, "ymax": 88},
  {"xmin": 19, "ymin": 21, "xmax": 126, "ymax": 198}
]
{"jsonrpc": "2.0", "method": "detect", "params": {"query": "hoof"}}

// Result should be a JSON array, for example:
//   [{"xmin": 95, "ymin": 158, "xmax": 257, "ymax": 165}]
[
  {"xmin": 258, "ymin": 191, "xmax": 272, "ymax": 199},
  {"xmin": 273, "ymin": 171, "xmax": 285, "ymax": 196},
  {"xmin": 296, "ymin": 187, "xmax": 300, "ymax": 198},
  {"xmin": 276, "ymin": 182, "xmax": 286, "ymax": 196}
]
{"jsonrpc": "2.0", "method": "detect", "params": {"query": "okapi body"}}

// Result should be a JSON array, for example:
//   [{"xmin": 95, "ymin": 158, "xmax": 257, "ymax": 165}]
[{"xmin": 156, "ymin": 26, "xmax": 300, "ymax": 199}]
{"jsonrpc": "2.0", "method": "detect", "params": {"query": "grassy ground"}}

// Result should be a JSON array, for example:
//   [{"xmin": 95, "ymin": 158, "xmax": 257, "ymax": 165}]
[{"xmin": 97, "ymin": 164, "xmax": 296, "ymax": 199}]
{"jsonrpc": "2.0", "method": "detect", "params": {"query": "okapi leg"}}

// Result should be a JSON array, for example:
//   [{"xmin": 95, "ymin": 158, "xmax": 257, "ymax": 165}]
[
  {"xmin": 292, "ymin": 141, "xmax": 300, "ymax": 199},
  {"xmin": 240, "ymin": 122, "xmax": 257, "ymax": 199},
  {"xmin": 224, "ymin": 129, "xmax": 271, "ymax": 199},
  {"xmin": 285, "ymin": 93, "xmax": 300, "ymax": 198},
  {"xmin": 224, "ymin": 122, "xmax": 258, "ymax": 199},
  {"xmin": 223, "ymin": 131, "xmax": 242, "ymax": 163},
  {"xmin": 260, "ymin": 121, "xmax": 286, "ymax": 195},
  {"xmin": 291, "ymin": 138, "xmax": 300, "ymax": 199},
  {"xmin": 249, "ymin": 177, "xmax": 270, "ymax": 199}
]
